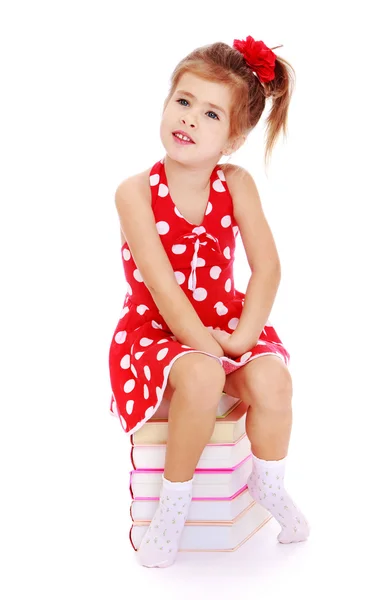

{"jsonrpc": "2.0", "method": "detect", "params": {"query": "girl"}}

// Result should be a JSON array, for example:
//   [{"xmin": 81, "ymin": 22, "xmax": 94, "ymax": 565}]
[{"xmin": 109, "ymin": 35, "xmax": 309, "ymax": 568}]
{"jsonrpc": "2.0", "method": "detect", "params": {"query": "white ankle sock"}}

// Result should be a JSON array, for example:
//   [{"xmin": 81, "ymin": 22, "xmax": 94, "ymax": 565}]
[
  {"xmin": 136, "ymin": 474, "xmax": 194, "ymax": 568},
  {"xmin": 247, "ymin": 454, "xmax": 310, "ymax": 543}
]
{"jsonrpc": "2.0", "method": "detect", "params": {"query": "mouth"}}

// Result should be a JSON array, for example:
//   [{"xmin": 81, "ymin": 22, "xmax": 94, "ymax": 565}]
[{"xmin": 172, "ymin": 131, "xmax": 195, "ymax": 145}]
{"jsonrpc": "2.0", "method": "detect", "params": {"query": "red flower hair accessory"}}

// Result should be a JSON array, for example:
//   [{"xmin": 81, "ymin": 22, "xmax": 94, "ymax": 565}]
[{"xmin": 233, "ymin": 35, "xmax": 283, "ymax": 83}]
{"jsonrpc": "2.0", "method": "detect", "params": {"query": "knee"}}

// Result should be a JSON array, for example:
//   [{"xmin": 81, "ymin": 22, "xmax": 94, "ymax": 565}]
[
  {"xmin": 245, "ymin": 363, "xmax": 293, "ymax": 412},
  {"xmin": 171, "ymin": 353, "xmax": 226, "ymax": 402}
]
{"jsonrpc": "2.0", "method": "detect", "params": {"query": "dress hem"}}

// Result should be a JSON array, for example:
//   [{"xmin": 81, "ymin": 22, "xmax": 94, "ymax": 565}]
[{"xmin": 110, "ymin": 347, "xmax": 290, "ymax": 437}]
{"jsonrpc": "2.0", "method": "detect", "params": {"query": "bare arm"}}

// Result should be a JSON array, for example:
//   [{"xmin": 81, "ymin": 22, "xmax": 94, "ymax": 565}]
[
  {"xmin": 223, "ymin": 164, "xmax": 282, "ymax": 354},
  {"xmin": 115, "ymin": 176, "xmax": 224, "ymax": 359}
]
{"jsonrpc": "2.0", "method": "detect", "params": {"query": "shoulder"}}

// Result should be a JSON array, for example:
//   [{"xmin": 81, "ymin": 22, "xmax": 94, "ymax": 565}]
[
  {"xmin": 220, "ymin": 162, "xmax": 252, "ymax": 190},
  {"xmin": 219, "ymin": 163, "xmax": 259, "ymax": 214},
  {"xmin": 115, "ymin": 167, "xmax": 153, "ymax": 247}
]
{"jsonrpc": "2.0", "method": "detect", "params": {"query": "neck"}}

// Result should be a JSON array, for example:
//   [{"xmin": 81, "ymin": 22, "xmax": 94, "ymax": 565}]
[{"xmin": 163, "ymin": 154, "xmax": 218, "ymax": 195}]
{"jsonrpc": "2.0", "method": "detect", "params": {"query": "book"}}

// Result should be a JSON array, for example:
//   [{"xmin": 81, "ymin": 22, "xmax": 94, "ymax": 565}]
[
  {"xmin": 130, "ymin": 500, "xmax": 272, "ymax": 552},
  {"xmin": 131, "ymin": 485, "xmax": 257, "ymax": 522},
  {"xmin": 129, "ymin": 454, "xmax": 253, "ymax": 500},
  {"xmin": 131, "ymin": 432, "xmax": 251, "ymax": 471},
  {"xmin": 130, "ymin": 398, "xmax": 247, "ymax": 445},
  {"xmin": 127, "ymin": 393, "xmax": 272, "ymax": 553}
]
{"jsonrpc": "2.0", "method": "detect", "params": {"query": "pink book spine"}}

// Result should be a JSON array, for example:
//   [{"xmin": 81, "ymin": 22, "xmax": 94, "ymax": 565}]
[
  {"xmin": 130, "ymin": 434, "xmax": 248, "ymax": 470},
  {"xmin": 131, "ymin": 453, "xmax": 251, "ymax": 474},
  {"xmin": 132, "ymin": 483, "xmax": 249, "ymax": 503},
  {"xmin": 129, "ymin": 454, "xmax": 252, "ymax": 501}
]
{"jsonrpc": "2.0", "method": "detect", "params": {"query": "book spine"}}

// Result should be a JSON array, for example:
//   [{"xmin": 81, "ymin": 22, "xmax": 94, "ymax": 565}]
[{"xmin": 130, "ymin": 453, "xmax": 251, "ymax": 475}]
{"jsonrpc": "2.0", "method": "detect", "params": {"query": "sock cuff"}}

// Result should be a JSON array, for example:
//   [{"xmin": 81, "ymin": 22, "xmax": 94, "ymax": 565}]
[
  {"xmin": 252, "ymin": 453, "xmax": 287, "ymax": 468},
  {"xmin": 162, "ymin": 474, "xmax": 194, "ymax": 489}
]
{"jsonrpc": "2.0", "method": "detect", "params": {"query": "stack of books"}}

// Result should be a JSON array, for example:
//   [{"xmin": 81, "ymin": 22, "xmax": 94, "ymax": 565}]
[{"xmin": 128, "ymin": 393, "xmax": 272, "ymax": 552}]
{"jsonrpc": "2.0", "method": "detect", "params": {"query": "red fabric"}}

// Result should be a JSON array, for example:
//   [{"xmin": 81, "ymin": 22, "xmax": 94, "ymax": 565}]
[
  {"xmin": 108, "ymin": 157, "xmax": 290, "ymax": 436},
  {"xmin": 233, "ymin": 36, "xmax": 277, "ymax": 82}
]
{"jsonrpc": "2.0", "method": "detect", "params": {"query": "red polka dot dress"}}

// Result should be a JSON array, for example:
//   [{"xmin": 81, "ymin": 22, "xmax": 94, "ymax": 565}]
[{"xmin": 109, "ymin": 157, "xmax": 290, "ymax": 436}]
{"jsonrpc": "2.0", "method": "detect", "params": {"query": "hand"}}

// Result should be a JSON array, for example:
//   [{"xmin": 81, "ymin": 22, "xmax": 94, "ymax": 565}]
[{"xmin": 207, "ymin": 327, "xmax": 242, "ymax": 359}]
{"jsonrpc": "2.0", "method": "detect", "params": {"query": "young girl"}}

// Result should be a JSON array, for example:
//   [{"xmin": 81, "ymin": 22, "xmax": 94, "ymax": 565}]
[{"xmin": 109, "ymin": 35, "xmax": 309, "ymax": 568}]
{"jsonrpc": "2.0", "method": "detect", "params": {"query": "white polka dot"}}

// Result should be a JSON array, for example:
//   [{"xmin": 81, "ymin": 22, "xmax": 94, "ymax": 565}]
[
  {"xmin": 126, "ymin": 400, "xmax": 134, "ymax": 415},
  {"xmin": 120, "ymin": 415, "xmax": 127, "ymax": 430},
  {"xmin": 216, "ymin": 169, "xmax": 226, "ymax": 181},
  {"xmin": 123, "ymin": 248, "xmax": 131, "ymax": 261},
  {"xmin": 225, "ymin": 278, "xmax": 232, "ymax": 292},
  {"xmin": 131, "ymin": 364, "xmax": 138, "ymax": 377},
  {"xmin": 213, "ymin": 179, "xmax": 226, "ymax": 193},
  {"xmin": 151, "ymin": 321, "xmax": 163, "ymax": 329},
  {"xmin": 241, "ymin": 351, "xmax": 253, "ymax": 362},
  {"xmin": 144, "ymin": 384, "xmax": 149, "ymax": 400},
  {"xmin": 120, "ymin": 354, "xmax": 130, "ymax": 369},
  {"xmin": 150, "ymin": 173, "xmax": 160, "ymax": 186},
  {"xmin": 157, "ymin": 347, "xmax": 169, "ymax": 361},
  {"xmin": 205, "ymin": 201, "xmax": 213, "ymax": 215},
  {"xmin": 156, "ymin": 221, "xmax": 170, "ymax": 235},
  {"xmin": 193, "ymin": 287, "xmax": 207, "ymax": 301},
  {"xmin": 228, "ymin": 317, "xmax": 239, "ymax": 330},
  {"xmin": 124, "ymin": 379, "xmax": 135, "ymax": 393},
  {"xmin": 120, "ymin": 306, "xmax": 129, "ymax": 319},
  {"xmin": 145, "ymin": 406, "xmax": 155, "ymax": 419},
  {"xmin": 115, "ymin": 330, "xmax": 127, "ymax": 344},
  {"xmin": 144, "ymin": 365, "xmax": 151, "ymax": 381},
  {"xmin": 215, "ymin": 302, "xmax": 228, "ymax": 316},
  {"xmin": 133, "ymin": 269, "xmax": 143, "ymax": 282},
  {"xmin": 221, "ymin": 215, "xmax": 231, "ymax": 228},
  {"xmin": 175, "ymin": 271, "xmax": 185, "ymax": 285},
  {"xmin": 134, "ymin": 351, "xmax": 144, "ymax": 360},
  {"xmin": 139, "ymin": 337, "xmax": 154, "ymax": 347},
  {"xmin": 137, "ymin": 304, "xmax": 149, "ymax": 315},
  {"xmin": 210, "ymin": 266, "xmax": 222, "ymax": 280},
  {"xmin": 172, "ymin": 244, "xmax": 187, "ymax": 254},
  {"xmin": 223, "ymin": 247, "xmax": 231, "ymax": 259},
  {"xmin": 158, "ymin": 183, "xmax": 169, "ymax": 197},
  {"xmin": 192, "ymin": 226, "xmax": 206, "ymax": 236},
  {"xmin": 127, "ymin": 282, "xmax": 132, "ymax": 295}
]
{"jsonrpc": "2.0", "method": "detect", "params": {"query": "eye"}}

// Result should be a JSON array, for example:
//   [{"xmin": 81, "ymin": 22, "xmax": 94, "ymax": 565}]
[{"xmin": 176, "ymin": 98, "xmax": 219, "ymax": 120}]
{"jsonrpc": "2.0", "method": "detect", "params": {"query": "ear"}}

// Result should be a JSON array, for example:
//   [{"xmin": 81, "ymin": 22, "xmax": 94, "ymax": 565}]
[{"xmin": 222, "ymin": 134, "xmax": 246, "ymax": 156}]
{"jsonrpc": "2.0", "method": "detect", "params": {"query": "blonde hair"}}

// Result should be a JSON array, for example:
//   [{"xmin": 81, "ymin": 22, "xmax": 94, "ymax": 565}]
[{"xmin": 163, "ymin": 41, "xmax": 296, "ymax": 169}]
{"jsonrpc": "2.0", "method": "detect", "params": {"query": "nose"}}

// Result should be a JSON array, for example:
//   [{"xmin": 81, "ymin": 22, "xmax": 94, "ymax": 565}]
[{"xmin": 181, "ymin": 116, "xmax": 196, "ymax": 128}]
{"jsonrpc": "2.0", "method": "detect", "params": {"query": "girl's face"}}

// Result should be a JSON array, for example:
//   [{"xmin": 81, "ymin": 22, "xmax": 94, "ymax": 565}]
[{"xmin": 160, "ymin": 71, "xmax": 238, "ymax": 165}]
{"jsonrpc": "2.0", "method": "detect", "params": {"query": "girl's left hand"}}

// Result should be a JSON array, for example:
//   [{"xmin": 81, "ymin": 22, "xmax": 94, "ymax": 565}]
[{"xmin": 207, "ymin": 328, "xmax": 241, "ymax": 359}]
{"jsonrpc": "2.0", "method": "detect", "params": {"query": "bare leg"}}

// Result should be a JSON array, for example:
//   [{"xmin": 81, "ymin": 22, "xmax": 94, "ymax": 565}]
[
  {"xmin": 136, "ymin": 355, "xmax": 226, "ymax": 567},
  {"xmin": 246, "ymin": 401, "xmax": 292, "ymax": 460},
  {"xmin": 224, "ymin": 355, "xmax": 309, "ymax": 543},
  {"xmin": 164, "ymin": 384, "xmax": 223, "ymax": 481}
]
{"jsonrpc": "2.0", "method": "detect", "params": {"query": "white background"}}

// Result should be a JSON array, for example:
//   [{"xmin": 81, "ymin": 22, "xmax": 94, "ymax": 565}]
[{"xmin": 1, "ymin": 0, "xmax": 386, "ymax": 598}]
